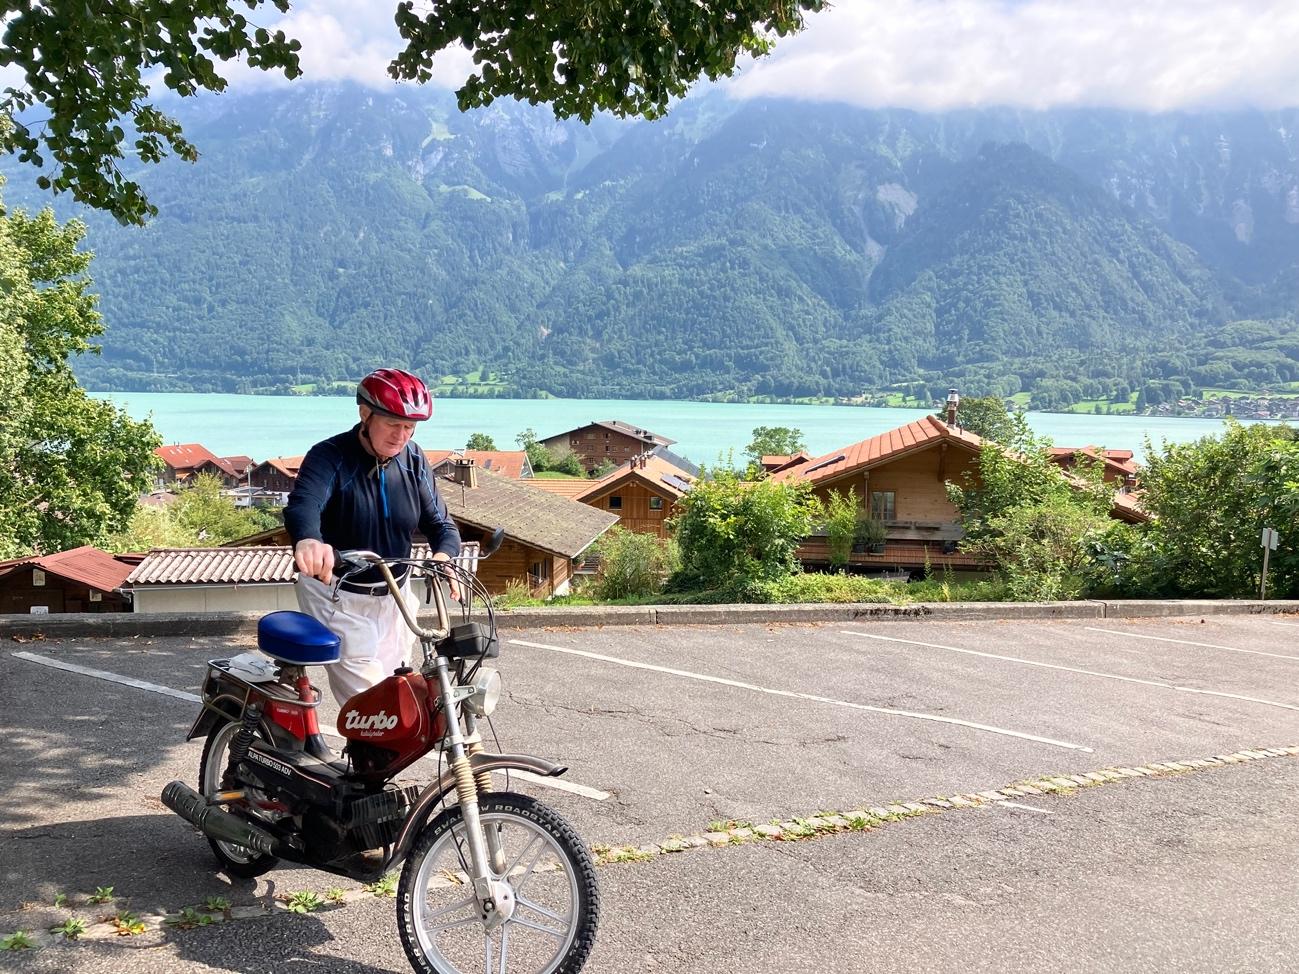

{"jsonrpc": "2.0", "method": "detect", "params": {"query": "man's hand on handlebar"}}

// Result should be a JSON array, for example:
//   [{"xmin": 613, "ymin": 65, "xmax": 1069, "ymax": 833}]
[
  {"xmin": 294, "ymin": 539, "xmax": 335, "ymax": 584},
  {"xmin": 430, "ymin": 551, "xmax": 461, "ymax": 603}
]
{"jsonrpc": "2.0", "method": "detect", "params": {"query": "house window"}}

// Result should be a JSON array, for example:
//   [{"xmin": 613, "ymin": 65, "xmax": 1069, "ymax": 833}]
[
  {"xmin": 529, "ymin": 560, "xmax": 550, "ymax": 581},
  {"xmin": 609, "ymin": 496, "xmax": 623, "ymax": 510},
  {"xmin": 32, "ymin": 569, "xmax": 45, "ymax": 587},
  {"xmin": 89, "ymin": 591, "xmax": 103, "ymax": 602},
  {"xmin": 649, "ymin": 496, "xmax": 663, "ymax": 511},
  {"xmin": 604, "ymin": 432, "xmax": 609, "ymax": 439},
  {"xmin": 870, "ymin": 491, "xmax": 896, "ymax": 521},
  {"xmin": 605, "ymin": 445, "xmax": 610, "ymax": 453}
]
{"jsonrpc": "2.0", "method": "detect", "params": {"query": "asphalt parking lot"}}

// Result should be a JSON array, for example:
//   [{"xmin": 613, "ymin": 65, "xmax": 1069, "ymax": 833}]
[{"xmin": 2, "ymin": 613, "xmax": 1297, "ymax": 972}]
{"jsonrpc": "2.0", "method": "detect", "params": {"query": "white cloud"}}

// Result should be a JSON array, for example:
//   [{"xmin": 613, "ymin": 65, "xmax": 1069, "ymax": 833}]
[
  {"xmin": 227, "ymin": 0, "xmax": 472, "ymax": 91},
  {"xmin": 727, "ymin": 0, "xmax": 1299, "ymax": 112}
]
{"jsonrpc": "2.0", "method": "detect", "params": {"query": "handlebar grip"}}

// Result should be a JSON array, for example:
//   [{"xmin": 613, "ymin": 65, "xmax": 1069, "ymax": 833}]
[{"xmin": 331, "ymin": 548, "xmax": 366, "ymax": 577}]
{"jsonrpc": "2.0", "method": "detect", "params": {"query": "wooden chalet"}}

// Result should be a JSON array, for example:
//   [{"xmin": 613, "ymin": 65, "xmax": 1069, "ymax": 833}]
[
  {"xmin": 528, "ymin": 453, "xmax": 695, "ymax": 539},
  {"xmin": 248, "ymin": 455, "xmax": 304, "ymax": 497},
  {"xmin": 772, "ymin": 414, "xmax": 1149, "ymax": 574},
  {"xmin": 1047, "ymin": 447, "xmax": 1139, "ymax": 491},
  {"xmin": 0, "ymin": 546, "xmax": 138, "ymax": 614},
  {"xmin": 538, "ymin": 420, "xmax": 675, "ymax": 475}
]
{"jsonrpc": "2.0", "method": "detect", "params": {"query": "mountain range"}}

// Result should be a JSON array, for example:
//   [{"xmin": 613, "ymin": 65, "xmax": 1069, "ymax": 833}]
[{"xmin": 6, "ymin": 83, "xmax": 1298, "ymax": 406}]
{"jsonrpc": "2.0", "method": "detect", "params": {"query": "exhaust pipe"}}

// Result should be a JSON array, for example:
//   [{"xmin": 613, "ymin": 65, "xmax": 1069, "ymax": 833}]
[{"xmin": 162, "ymin": 780, "xmax": 280, "ymax": 856}]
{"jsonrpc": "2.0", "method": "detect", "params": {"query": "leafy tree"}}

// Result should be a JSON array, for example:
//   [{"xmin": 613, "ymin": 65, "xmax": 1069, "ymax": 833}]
[
  {"xmin": 392, "ymin": 1, "xmax": 823, "ymax": 121},
  {"xmin": 465, "ymin": 432, "xmax": 497, "ymax": 451},
  {"xmin": 1135, "ymin": 420, "xmax": 1299, "ymax": 598},
  {"xmin": 172, "ymin": 473, "xmax": 280, "ymax": 544},
  {"xmin": 939, "ymin": 395, "xmax": 1021, "ymax": 444},
  {"xmin": 0, "ymin": 192, "xmax": 160, "ymax": 557},
  {"xmin": 745, "ymin": 426, "xmax": 806, "ymax": 466},
  {"xmin": 549, "ymin": 448, "xmax": 585, "ymax": 477},
  {"xmin": 515, "ymin": 427, "xmax": 554, "ymax": 473},
  {"xmin": 668, "ymin": 465, "xmax": 819, "ymax": 592},
  {"xmin": 590, "ymin": 459, "xmax": 617, "ymax": 479},
  {"xmin": 0, "ymin": 0, "xmax": 821, "ymax": 223}
]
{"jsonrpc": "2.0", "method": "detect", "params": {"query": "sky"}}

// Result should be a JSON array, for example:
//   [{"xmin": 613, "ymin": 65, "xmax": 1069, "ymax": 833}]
[{"xmin": 242, "ymin": 0, "xmax": 1299, "ymax": 113}]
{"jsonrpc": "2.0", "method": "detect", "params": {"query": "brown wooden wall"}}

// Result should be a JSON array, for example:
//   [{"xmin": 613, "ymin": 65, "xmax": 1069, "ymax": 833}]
[
  {"xmin": 0, "ymin": 567, "xmax": 130, "ymax": 614},
  {"xmin": 250, "ymin": 466, "xmax": 297, "ymax": 493},
  {"xmin": 541, "ymin": 426, "xmax": 650, "ymax": 474},
  {"xmin": 455, "ymin": 532, "xmax": 569, "ymax": 597},
  {"xmin": 812, "ymin": 447, "xmax": 980, "ymax": 528},
  {"xmin": 586, "ymin": 481, "xmax": 678, "ymax": 538}
]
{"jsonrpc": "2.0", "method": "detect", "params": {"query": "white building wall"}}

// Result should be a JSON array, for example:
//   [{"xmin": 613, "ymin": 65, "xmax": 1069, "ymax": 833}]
[{"xmin": 131, "ymin": 583, "xmax": 298, "ymax": 614}]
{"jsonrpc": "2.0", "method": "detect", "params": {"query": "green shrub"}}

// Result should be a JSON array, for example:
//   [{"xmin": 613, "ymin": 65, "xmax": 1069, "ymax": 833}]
[
  {"xmin": 822, "ymin": 488, "xmax": 858, "ymax": 568},
  {"xmin": 592, "ymin": 528, "xmax": 678, "ymax": 600},
  {"xmin": 669, "ymin": 466, "xmax": 819, "ymax": 590}
]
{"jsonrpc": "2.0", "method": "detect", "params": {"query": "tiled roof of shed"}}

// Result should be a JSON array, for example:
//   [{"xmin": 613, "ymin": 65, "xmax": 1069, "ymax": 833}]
[
  {"xmin": 0, "ymin": 546, "xmax": 136, "ymax": 592},
  {"xmin": 128, "ymin": 545, "xmax": 439, "ymax": 586},
  {"xmin": 425, "ymin": 450, "xmax": 532, "ymax": 479}
]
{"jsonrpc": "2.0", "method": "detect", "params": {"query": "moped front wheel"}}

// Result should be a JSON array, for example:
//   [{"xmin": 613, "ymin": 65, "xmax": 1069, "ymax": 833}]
[{"xmin": 397, "ymin": 793, "xmax": 599, "ymax": 974}]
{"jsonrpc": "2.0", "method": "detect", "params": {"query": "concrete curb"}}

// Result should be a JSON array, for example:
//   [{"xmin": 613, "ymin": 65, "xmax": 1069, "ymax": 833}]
[{"xmin": 1, "ymin": 600, "xmax": 1296, "ymax": 639}]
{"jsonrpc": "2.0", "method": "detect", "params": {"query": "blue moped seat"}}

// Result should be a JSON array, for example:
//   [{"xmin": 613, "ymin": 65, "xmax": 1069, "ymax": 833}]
[{"xmin": 257, "ymin": 611, "xmax": 341, "ymax": 666}]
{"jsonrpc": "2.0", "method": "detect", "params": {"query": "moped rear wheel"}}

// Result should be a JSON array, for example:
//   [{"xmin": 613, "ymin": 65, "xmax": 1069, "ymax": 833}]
[
  {"xmin": 397, "ymin": 793, "xmax": 599, "ymax": 974},
  {"xmin": 198, "ymin": 719, "xmax": 281, "ymax": 879}
]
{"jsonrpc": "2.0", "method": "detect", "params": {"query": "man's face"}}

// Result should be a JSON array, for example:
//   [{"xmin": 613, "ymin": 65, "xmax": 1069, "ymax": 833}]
[{"xmin": 362, "ymin": 408, "xmax": 418, "ymax": 459}]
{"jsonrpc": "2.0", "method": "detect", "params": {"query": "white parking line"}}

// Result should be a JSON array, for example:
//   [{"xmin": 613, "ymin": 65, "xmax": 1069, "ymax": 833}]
[
  {"xmin": 508, "ymin": 639, "xmax": 1092, "ymax": 752},
  {"xmin": 840, "ymin": 632, "xmax": 1299, "ymax": 714},
  {"xmin": 1085, "ymin": 627, "xmax": 1299, "ymax": 662},
  {"xmin": 1265, "ymin": 620, "xmax": 1299, "ymax": 629},
  {"xmin": 11, "ymin": 652, "xmax": 608, "ymax": 801},
  {"xmin": 13, "ymin": 651, "xmax": 201, "ymax": 702},
  {"xmin": 997, "ymin": 801, "xmax": 1053, "ymax": 815}
]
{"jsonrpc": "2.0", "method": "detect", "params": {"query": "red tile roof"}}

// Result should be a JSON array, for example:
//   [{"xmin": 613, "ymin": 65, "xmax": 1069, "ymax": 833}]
[
  {"xmin": 425, "ymin": 450, "xmax": 532, "ymax": 479},
  {"xmin": 254, "ymin": 455, "xmax": 304, "ymax": 478},
  {"xmin": 155, "ymin": 443, "xmax": 218, "ymax": 471},
  {"xmin": 1047, "ymin": 447, "xmax": 1139, "ymax": 479},
  {"xmin": 770, "ymin": 415, "xmax": 983, "ymax": 485},
  {"xmin": 525, "ymin": 479, "xmax": 594, "ymax": 499},
  {"xmin": 578, "ymin": 454, "xmax": 695, "ymax": 502},
  {"xmin": 0, "ymin": 546, "xmax": 136, "ymax": 592}
]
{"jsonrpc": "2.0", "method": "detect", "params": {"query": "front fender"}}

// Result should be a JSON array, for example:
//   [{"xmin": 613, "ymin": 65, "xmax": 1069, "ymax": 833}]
[{"xmin": 387, "ymin": 752, "xmax": 567, "ymax": 868}]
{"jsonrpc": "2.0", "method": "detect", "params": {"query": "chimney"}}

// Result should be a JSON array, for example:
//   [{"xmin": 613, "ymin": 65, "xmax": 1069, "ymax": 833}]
[
  {"xmin": 945, "ymin": 388, "xmax": 960, "ymax": 426},
  {"xmin": 449, "ymin": 457, "xmax": 478, "ymax": 489}
]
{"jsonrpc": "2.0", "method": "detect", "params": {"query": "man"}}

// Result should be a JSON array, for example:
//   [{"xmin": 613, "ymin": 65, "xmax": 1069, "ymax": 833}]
[{"xmin": 285, "ymin": 368, "xmax": 462, "ymax": 705}]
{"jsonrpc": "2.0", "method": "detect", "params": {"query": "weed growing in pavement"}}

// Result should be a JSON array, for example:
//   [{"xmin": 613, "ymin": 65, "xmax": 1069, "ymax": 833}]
[
  {"xmin": 88, "ymin": 886, "xmax": 115, "ymax": 905},
  {"xmin": 49, "ymin": 918, "xmax": 87, "ymax": 941},
  {"xmin": 0, "ymin": 931, "xmax": 35, "ymax": 950},
  {"xmin": 285, "ymin": 892, "xmax": 324, "ymax": 914},
  {"xmin": 591, "ymin": 844, "xmax": 656, "ymax": 865},
  {"xmin": 365, "ymin": 874, "xmax": 398, "ymax": 898},
  {"xmin": 202, "ymin": 896, "xmax": 230, "ymax": 914},
  {"xmin": 52, "ymin": 892, "xmax": 68, "ymax": 908},
  {"xmin": 165, "ymin": 908, "xmax": 214, "ymax": 930},
  {"xmin": 324, "ymin": 887, "xmax": 348, "ymax": 904},
  {"xmin": 112, "ymin": 912, "xmax": 146, "ymax": 936},
  {"xmin": 707, "ymin": 819, "xmax": 753, "ymax": 833}
]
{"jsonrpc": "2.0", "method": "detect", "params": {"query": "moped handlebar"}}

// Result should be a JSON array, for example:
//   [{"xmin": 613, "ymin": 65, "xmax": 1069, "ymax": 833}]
[{"xmin": 331, "ymin": 548, "xmax": 451, "ymax": 644}]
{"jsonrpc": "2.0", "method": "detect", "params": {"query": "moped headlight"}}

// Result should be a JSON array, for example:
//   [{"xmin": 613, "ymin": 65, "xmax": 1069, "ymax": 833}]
[{"xmin": 466, "ymin": 668, "xmax": 502, "ymax": 717}]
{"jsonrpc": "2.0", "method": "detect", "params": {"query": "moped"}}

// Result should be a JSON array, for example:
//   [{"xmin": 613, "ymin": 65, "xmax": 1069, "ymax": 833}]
[{"xmin": 162, "ymin": 535, "xmax": 599, "ymax": 973}]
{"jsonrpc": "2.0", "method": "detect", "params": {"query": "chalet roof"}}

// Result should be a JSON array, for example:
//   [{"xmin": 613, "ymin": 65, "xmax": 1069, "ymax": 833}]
[
  {"xmin": 541, "ymin": 420, "xmax": 675, "ymax": 448},
  {"xmin": 437, "ymin": 469, "xmax": 618, "ymax": 558},
  {"xmin": 0, "ymin": 545, "xmax": 136, "ymax": 592},
  {"xmin": 425, "ymin": 449, "xmax": 532, "ymax": 479},
  {"xmin": 1047, "ymin": 446, "xmax": 1140, "ymax": 478},
  {"xmin": 761, "ymin": 451, "xmax": 811, "ymax": 473},
  {"xmin": 525, "ymin": 479, "xmax": 594, "ymax": 499},
  {"xmin": 770, "ymin": 415, "xmax": 983, "ymax": 485},
  {"xmin": 197, "ymin": 456, "xmax": 242, "ymax": 479},
  {"xmin": 578, "ymin": 454, "xmax": 696, "ymax": 503},
  {"xmin": 220, "ymin": 455, "xmax": 255, "ymax": 476},
  {"xmin": 252, "ymin": 455, "xmax": 304, "ymax": 478},
  {"xmin": 155, "ymin": 443, "xmax": 218, "ymax": 471}
]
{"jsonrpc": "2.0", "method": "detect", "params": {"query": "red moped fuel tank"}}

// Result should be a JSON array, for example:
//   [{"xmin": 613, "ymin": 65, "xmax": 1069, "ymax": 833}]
[{"xmin": 338, "ymin": 671, "xmax": 431, "ymax": 749}]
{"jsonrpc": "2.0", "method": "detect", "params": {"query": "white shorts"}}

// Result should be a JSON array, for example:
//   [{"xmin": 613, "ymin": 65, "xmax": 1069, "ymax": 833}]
[{"xmin": 294, "ymin": 574, "xmax": 421, "ymax": 706}]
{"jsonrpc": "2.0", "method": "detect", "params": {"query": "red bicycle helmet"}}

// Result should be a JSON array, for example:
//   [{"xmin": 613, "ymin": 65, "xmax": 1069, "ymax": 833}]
[{"xmin": 356, "ymin": 368, "xmax": 432, "ymax": 421}]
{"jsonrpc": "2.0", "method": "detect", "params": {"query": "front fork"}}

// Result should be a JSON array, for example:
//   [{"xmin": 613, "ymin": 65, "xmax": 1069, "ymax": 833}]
[{"xmin": 434, "ymin": 661, "xmax": 510, "ymax": 925}]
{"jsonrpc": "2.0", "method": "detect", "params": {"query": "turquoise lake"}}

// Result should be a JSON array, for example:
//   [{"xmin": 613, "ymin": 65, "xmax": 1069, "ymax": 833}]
[{"xmin": 95, "ymin": 392, "xmax": 1249, "ymax": 464}]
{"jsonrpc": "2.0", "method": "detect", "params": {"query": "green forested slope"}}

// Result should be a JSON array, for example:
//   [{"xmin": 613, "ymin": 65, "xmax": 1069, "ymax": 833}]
[{"xmin": 5, "ymin": 85, "xmax": 1294, "ymax": 403}]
